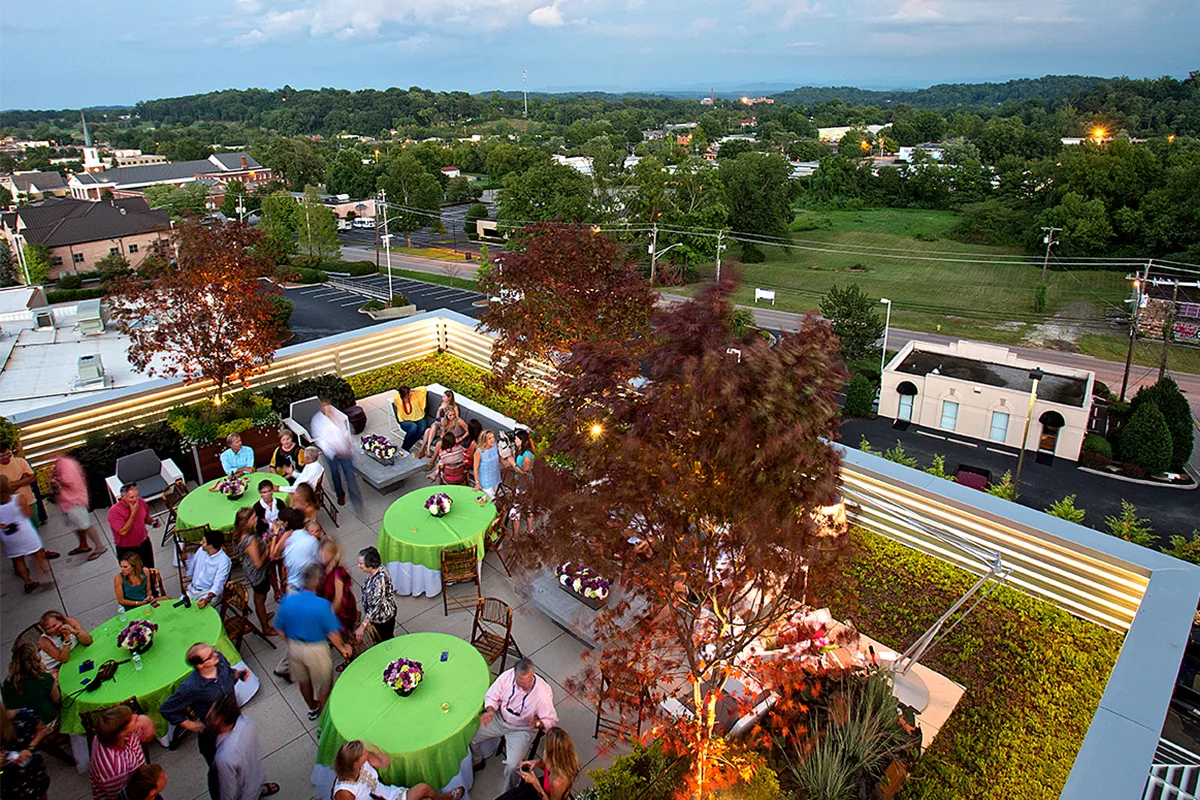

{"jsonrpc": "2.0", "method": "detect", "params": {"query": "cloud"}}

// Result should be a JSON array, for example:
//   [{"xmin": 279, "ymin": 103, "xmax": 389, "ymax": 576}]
[
  {"xmin": 866, "ymin": 0, "xmax": 1082, "ymax": 29},
  {"xmin": 684, "ymin": 16, "xmax": 717, "ymax": 36},
  {"xmin": 529, "ymin": 1, "xmax": 565, "ymax": 27},
  {"xmin": 786, "ymin": 40, "xmax": 823, "ymax": 47}
]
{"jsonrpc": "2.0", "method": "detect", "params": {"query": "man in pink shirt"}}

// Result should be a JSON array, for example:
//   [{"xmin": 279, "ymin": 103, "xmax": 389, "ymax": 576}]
[
  {"xmin": 52, "ymin": 452, "xmax": 108, "ymax": 561},
  {"xmin": 107, "ymin": 483, "xmax": 158, "ymax": 568},
  {"xmin": 469, "ymin": 658, "xmax": 558, "ymax": 791}
]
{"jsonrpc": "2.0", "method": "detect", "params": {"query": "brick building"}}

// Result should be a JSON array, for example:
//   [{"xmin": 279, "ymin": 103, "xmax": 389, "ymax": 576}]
[
  {"xmin": 68, "ymin": 153, "xmax": 273, "ymax": 208},
  {"xmin": 1, "ymin": 171, "xmax": 70, "ymax": 202},
  {"xmin": 2, "ymin": 197, "xmax": 171, "ymax": 280}
]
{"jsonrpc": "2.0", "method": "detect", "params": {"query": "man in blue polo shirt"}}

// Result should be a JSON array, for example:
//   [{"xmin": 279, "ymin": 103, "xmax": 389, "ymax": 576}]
[
  {"xmin": 219, "ymin": 433, "xmax": 255, "ymax": 477},
  {"xmin": 274, "ymin": 563, "xmax": 351, "ymax": 720}
]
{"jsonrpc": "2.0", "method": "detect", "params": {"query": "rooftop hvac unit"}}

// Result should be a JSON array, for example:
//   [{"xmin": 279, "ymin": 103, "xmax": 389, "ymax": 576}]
[
  {"xmin": 32, "ymin": 309, "xmax": 54, "ymax": 330},
  {"xmin": 76, "ymin": 299, "xmax": 105, "ymax": 335},
  {"xmin": 77, "ymin": 354, "xmax": 105, "ymax": 386}
]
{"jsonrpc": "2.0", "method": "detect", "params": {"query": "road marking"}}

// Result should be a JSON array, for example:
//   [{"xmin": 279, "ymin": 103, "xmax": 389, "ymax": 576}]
[{"xmin": 340, "ymin": 301, "xmax": 363, "ymax": 307}]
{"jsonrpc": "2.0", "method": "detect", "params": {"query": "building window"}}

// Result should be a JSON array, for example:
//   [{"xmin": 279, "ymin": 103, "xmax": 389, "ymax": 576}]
[
  {"xmin": 898, "ymin": 394, "xmax": 914, "ymax": 422},
  {"xmin": 51, "ymin": 257, "xmax": 63, "ymax": 267},
  {"xmin": 989, "ymin": 411, "xmax": 1010, "ymax": 442},
  {"xmin": 72, "ymin": 253, "xmax": 85, "ymax": 264},
  {"xmin": 128, "ymin": 244, "xmax": 138, "ymax": 253},
  {"xmin": 940, "ymin": 400, "xmax": 959, "ymax": 431},
  {"xmin": 109, "ymin": 247, "xmax": 119, "ymax": 255}
]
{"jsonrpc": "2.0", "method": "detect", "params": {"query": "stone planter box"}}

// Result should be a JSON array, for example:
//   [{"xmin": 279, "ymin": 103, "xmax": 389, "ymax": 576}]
[{"xmin": 363, "ymin": 304, "xmax": 418, "ymax": 321}]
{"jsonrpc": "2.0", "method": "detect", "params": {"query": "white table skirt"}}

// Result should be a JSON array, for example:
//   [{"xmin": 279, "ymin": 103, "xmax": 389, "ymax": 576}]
[
  {"xmin": 69, "ymin": 659, "xmax": 259, "ymax": 773},
  {"xmin": 386, "ymin": 561, "xmax": 484, "ymax": 598},
  {"xmin": 312, "ymin": 750, "xmax": 476, "ymax": 799}
]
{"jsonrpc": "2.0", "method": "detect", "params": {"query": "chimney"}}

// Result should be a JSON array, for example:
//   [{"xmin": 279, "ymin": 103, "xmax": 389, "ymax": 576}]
[{"xmin": 240, "ymin": 156, "xmax": 248, "ymax": 169}]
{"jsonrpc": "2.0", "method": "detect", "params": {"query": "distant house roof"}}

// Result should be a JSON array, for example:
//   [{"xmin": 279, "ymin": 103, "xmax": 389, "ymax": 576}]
[
  {"xmin": 5, "ymin": 171, "xmax": 67, "ymax": 192},
  {"xmin": 440, "ymin": 166, "xmax": 460, "ymax": 173},
  {"xmin": 895, "ymin": 349, "xmax": 1089, "ymax": 407},
  {"xmin": 69, "ymin": 153, "xmax": 261, "ymax": 189},
  {"xmin": 11, "ymin": 197, "xmax": 171, "ymax": 248}
]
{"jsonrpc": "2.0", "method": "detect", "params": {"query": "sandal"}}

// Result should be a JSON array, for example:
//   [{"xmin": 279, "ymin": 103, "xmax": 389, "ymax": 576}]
[
  {"xmin": 24, "ymin": 581, "xmax": 39, "ymax": 594},
  {"xmin": 44, "ymin": 551, "xmax": 61, "ymax": 559},
  {"xmin": 449, "ymin": 788, "xmax": 465, "ymax": 800},
  {"xmin": 259, "ymin": 782, "xmax": 280, "ymax": 797},
  {"xmin": 67, "ymin": 546, "xmax": 92, "ymax": 556},
  {"xmin": 87, "ymin": 549, "xmax": 108, "ymax": 561}
]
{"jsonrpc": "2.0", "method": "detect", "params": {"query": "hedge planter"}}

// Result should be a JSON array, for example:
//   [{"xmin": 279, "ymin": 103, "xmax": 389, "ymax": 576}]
[{"xmin": 361, "ymin": 304, "xmax": 418, "ymax": 320}]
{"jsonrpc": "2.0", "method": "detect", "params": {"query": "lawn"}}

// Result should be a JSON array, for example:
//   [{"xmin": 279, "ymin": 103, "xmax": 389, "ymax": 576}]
[
  {"xmin": 809, "ymin": 528, "xmax": 1123, "ymax": 800},
  {"xmin": 687, "ymin": 208, "xmax": 1132, "ymax": 344},
  {"xmin": 380, "ymin": 266, "xmax": 478, "ymax": 291}
]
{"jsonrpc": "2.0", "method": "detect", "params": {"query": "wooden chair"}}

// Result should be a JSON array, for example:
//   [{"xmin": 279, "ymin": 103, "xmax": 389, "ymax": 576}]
[
  {"xmin": 13, "ymin": 623, "xmax": 44, "ymax": 654},
  {"xmin": 440, "ymin": 547, "xmax": 482, "ymax": 616},
  {"xmin": 80, "ymin": 697, "xmax": 144, "ymax": 736},
  {"xmin": 172, "ymin": 524, "xmax": 210, "ymax": 593},
  {"xmin": 146, "ymin": 568, "xmax": 168, "ymax": 600},
  {"xmin": 594, "ymin": 669, "xmax": 651, "ymax": 740},
  {"xmin": 469, "ymin": 597, "xmax": 522, "ymax": 673},
  {"xmin": 484, "ymin": 513, "xmax": 513, "ymax": 577},
  {"xmin": 315, "ymin": 475, "xmax": 339, "ymax": 528},
  {"xmin": 157, "ymin": 479, "xmax": 190, "ymax": 546},
  {"xmin": 219, "ymin": 581, "xmax": 276, "ymax": 651}
]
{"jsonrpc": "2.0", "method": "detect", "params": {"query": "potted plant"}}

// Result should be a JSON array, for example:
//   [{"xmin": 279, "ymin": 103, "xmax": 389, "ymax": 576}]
[
  {"xmin": 361, "ymin": 434, "xmax": 399, "ymax": 466},
  {"xmin": 425, "ymin": 492, "xmax": 453, "ymax": 517},
  {"xmin": 382, "ymin": 657, "xmax": 423, "ymax": 697},
  {"xmin": 117, "ymin": 620, "xmax": 159, "ymax": 654},
  {"xmin": 556, "ymin": 562, "xmax": 611, "ymax": 610}
]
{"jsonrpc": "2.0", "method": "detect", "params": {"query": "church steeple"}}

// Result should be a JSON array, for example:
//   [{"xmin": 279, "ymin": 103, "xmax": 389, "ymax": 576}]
[
  {"xmin": 80, "ymin": 111, "xmax": 93, "ymax": 147},
  {"xmin": 81, "ymin": 111, "xmax": 105, "ymax": 173}
]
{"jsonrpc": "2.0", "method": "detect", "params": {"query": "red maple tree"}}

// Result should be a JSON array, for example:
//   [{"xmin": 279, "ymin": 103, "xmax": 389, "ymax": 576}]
[
  {"xmin": 108, "ymin": 221, "xmax": 284, "ymax": 400},
  {"xmin": 511, "ymin": 277, "xmax": 848, "ymax": 794},
  {"xmin": 477, "ymin": 222, "xmax": 654, "ymax": 385}
]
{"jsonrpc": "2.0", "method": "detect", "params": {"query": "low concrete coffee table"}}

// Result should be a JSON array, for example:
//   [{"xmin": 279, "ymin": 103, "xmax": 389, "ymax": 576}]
[
  {"xmin": 527, "ymin": 568, "xmax": 650, "ymax": 648},
  {"xmin": 352, "ymin": 449, "xmax": 429, "ymax": 492}
]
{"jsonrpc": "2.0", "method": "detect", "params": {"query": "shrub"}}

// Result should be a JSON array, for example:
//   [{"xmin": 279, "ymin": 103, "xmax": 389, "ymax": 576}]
[
  {"xmin": 730, "ymin": 307, "xmax": 755, "ymax": 339},
  {"xmin": 986, "ymin": 470, "xmax": 1017, "ymax": 500},
  {"xmin": 882, "ymin": 440, "xmax": 918, "ymax": 468},
  {"xmin": 320, "ymin": 259, "xmax": 379, "ymax": 277},
  {"xmin": 1130, "ymin": 377, "xmax": 1194, "ymax": 470},
  {"xmin": 345, "ymin": 353, "xmax": 543, "ymax": 423},
  {"xmin": 858, "ymin": 436, "xmax": 875, "ymax": 455},
  {"xmin": 361, "ymin": 300, "xmax": 385, "ymax": 312},
  {"xmin": 1120, "ymin": 463, "xmax": 1146, "ymax": 480},
  {"xmin": 293, "ymin": 267, "xmax": 327, "ymax": 284},
  {"xmin": 1106, "ymin": 399, "xmax": 1131, "ymax": 427},
  {"xmin": 46, "ymin": 287, "xmax": 106, "ymax": 304},
  {"xmin": 842, "ymin": 374, "xmax": 876, "ymax": 418},
  {"xmin": 165, "ymin": 394, "xmax": 280, "ymax": 447},
  {"xmin": 926, "ymin": 454, "xmax": 953, "ymax": 479},
  {"xmin": 389, "ymin": 293, "xmax": 410, "ymax": 307},
  {"xmin": 741, "ymin": 242, "xmax": 766, "ymax": 263},
  {"xmin": 1079, "ymin": 451, "xmax": 1111, "ymax": 470},
  {"xmin": 1081, "ymin": 433, "xmax": 1113, "ymax": 458},
  {"xmin": 711, "ymin": 754, "xmax": 780, "ymax": 800},
  {"xmin": 1117, "ymin": 401, "xmax": 1173, "ymax": 475},
  {"xmin": 56, "ymin": 274, "xmax": 83, "ymax": 290},
  {"xmin": 464, "ymin": 202, "xmax": 489, "ymax": 236},
  {"xmin": 1044, "ymin": 494, "xmax": 1086, "ymax": 524},
  {"xmin": 266, "ymin": 374, "xmax": 356, "ymax": 415},
  {"xmin": 1105, "ymin": 500, "xmax": 1153, "ymax": 546},
  {"xmin": 587, "ymin": 741, "xmax": 689, "ymax": 800},
  {"xmin": 1092, "ymin": 380, "xmax": 1112, "ymax": 400},
  {"xmin": 1163, "ymin": 531, "xmax": 1200, "ymax": 566},
  {"xmin": 0, "ymin": 415, "xmax": 19, "ymax": 451},
  {"xmin": 807, "ymin": 528, "xmax": 1122, "ymax": 800}
]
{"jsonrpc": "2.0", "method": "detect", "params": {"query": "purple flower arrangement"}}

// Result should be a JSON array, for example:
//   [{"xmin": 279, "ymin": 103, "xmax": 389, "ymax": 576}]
[
  {"xmin": 216, "ymin": 476, "xmax": 247, "ymax": 499},
  {"xmin": 425, "ymin": 492, "xmax": 453, "ymax": 517},
  {"xmin": 556, "ymin": 562, "xmax": 611, "ymax": 601},
  {"xmin": 361, "ymin": 434, "xmax": 398, "ymax": 461},
  {"xmin": 382, "ymin": 657, "xmax": 424, "ymax": 695},
  {"xmin": 117, "ymin": 620, "xmax": 159, "ymax": 652}
]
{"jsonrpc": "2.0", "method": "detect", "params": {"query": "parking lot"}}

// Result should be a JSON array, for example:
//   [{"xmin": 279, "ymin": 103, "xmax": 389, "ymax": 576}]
[{"xmin": 285, "ymin": 275, "xmax": 485, "ymax": 343}]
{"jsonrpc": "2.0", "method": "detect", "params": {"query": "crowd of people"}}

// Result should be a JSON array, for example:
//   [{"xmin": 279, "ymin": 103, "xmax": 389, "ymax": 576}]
[{"xmin": 2, "ymin": 388, "xmax": 574, "ymax": 800}]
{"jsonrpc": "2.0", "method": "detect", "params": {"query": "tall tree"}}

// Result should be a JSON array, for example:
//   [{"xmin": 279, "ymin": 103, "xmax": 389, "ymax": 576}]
[
  {"xmin": 257, "ymin": 190, "xmax": 299, "ymax": 259},
  {"xmin": 260, "ymin": 136, "xmax": 325, "ymax": 189},
  {"xmin": 297, "ymin": 185, "xmax": 340, "ymax": 260},
  {"xmin": 513, "ymin": 279, "xmax": 847, "ymax": 794},
  {"xmin": 143, "ymin": 183, "xmax": 209, "ymax": 219},
  {"xmin": 496, "ymin": 163, "xmax": 596, "ymax": 227},
  {"xmin": 107, "ymin": 222, "xmax": 283, "ymax": 400},
  {"xmin": 21, "ymin": 243, "xmax": 52, "ymax": 285},
  {"xmin": 819, "ymin": 283, "xmax": 885, "ymax": 362},
  {"xmin": 325, "ymin": 148, "xmax": 377, "ymax": 198},
  {"xmin": 718, "ymin": 152, "xmax": 794, "ymax": 240},
  {"xmin": 377, "ymin": 153, "xmax": 443, "ymax": 246},
  {"xmin": 477, "ymin": 223, "xmax": 653, "ymax": 383}
]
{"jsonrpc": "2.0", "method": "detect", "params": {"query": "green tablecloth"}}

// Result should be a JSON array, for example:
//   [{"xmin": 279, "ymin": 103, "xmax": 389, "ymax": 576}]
[
  {"xmin": 59, "ymin": 604, "xmax": 241, "ymax": 736},
  {"xmin": 176, "ymin": 472, "xmax": 289, "ymax": 533},
  {"xmin": 315, "ymin": 633, "xmax": 490, "ymax": 789},
  {"xmin": 378, "ymin": 485, "xmax": 497, "ymax": 571}
]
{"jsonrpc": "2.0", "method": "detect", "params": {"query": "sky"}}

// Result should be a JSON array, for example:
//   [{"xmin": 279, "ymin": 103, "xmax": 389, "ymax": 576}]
[{"xmin": 1, "ymin": 0, "xmax": 1196, "ymax": 110}]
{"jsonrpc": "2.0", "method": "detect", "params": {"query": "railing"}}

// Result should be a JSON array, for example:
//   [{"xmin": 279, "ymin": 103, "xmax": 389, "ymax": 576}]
[
  {"xmin": 1146, "ymin": 740, "xmax": 1200, "ymax": 800},
  {"xmin": 8, "ymin": 310, "xmax": 494, "ymax": 467}
]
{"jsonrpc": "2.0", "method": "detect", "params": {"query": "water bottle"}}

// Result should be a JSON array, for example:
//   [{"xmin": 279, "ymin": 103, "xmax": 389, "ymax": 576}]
[
  {"xmin": 119, "ymin": 605, "xmax": 127, "ymax": 623},
  {"xmin": 132, "ymin": 652, "xmax": 143, "ymax": 672}
]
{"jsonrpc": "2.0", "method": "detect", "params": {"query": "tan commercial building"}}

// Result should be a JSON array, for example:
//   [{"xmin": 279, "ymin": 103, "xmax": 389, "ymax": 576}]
[{"xmin": 879, "ymin": 340, "xmax": 1095, "ymax": 462}]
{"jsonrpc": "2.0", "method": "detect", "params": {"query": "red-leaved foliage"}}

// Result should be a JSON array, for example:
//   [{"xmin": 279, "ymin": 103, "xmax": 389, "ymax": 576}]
[{"xmin": 107, "ymin": 220, "xmax": 283, "ymax": 399}]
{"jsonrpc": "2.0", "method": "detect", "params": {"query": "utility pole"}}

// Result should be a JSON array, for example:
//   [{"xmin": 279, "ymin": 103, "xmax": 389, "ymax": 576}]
[
  {"xmin": 1039, "ymin": 226, "xmax": 1060, "ymax": 285},
  {"xmin": 1120, "ymin": 261, "xmax": 1152, "ymax": 401},
  {"xmin": 649, "ymin": 222, "xmax": 658, "ymax": 287},
  {"xmin": 1159, "ymin": 282, "xmax": 1179, "ymax": 380},
  {"xmin": 522, "ymin": 70, "xmax": 528, "ymax": 118},
  {"xmin": 303, "ymin": 199, "xmax": 312, "ymax": 257},
  {"xmin": 374, "ymin": 192, "xmax": 381, "ymax": 270},
  {"xmin": 715, "ymin": 230, "xmax": 725, "ymax": 283},
  {"xmin": 381, "ymin": 189, "xmax": 393, "ymax": 302}
]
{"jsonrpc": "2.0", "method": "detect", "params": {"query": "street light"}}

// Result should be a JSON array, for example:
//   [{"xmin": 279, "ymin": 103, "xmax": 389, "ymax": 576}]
[
  {"xmin": 1013, "ymin": 367, "xmax": 1044, "ymax": 493},
  {"xmin": 879, "ymin": 298, "xmax": 893, "ymax": 378},
  {"xmin": 649, "ymin": 240, "xmax": 683, "ymax": 286}
]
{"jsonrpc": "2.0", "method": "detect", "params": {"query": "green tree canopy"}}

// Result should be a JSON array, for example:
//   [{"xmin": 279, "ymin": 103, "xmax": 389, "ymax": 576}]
[
  {"xmin": 1117, "ymin": 401, "xmax": 1174, "ymax": 475},
  {"xmin": 1130, "ymin": 377, "xmax": 1194, "ymax": 470},
  {"xmin": 298, "ymin": 185, "xmax": 340, "ymax": 260},
  {"xmin": 496, "ymin": 162, "xmax": 596, "ymax": 226},
  {"xmin": 377, "ymin": 152, "xmax": 443, "ymax": 246},
  {"xmin": 718, "ymin": 152, "xmax": 794, "ymax": 241},
  {"xmin": 819, "ymin": 283, "xmax": 885, "ymax": 361},
  {"xmin": 259, "ymin": 136, "xmax": 325, "ymax": 189}
]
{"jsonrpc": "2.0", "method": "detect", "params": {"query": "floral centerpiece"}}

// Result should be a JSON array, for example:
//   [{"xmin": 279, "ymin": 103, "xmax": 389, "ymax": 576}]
[
  {"xmin": 361, "ymin": 433, "xmax": 399, "ymax": 465},
  {"xmin": 215, "ymin": 475, "xmax": 247, "ymax": 501},
  {"xmin": 382, "ymin": 657, "xmax": 424, "ymax": 697},
  {"xmin": 425, "ymin": 492, "xmax": 453, "ymax": 517},
  {"xmin": 556, "ymin": 562, "xmax": 611, "ymax": 610},
  {"xmin": 117, "ymin": 620, "xmax": 159, "ymax": 654}
]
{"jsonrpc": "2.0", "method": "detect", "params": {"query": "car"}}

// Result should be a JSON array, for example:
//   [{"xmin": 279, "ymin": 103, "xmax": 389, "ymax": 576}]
[{"xmin": 337, "ymin": 219, "xmax": 352, "ymax": 231}]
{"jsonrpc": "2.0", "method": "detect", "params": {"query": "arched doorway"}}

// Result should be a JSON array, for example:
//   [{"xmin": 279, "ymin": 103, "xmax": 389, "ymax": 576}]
[
  {"xmin": 896, "ymin": 381, "xmax": 918, "ymax": 422},
  {"xmin": 1039, "ymin": 410, "xmax": 1066, "ymax": 453}
]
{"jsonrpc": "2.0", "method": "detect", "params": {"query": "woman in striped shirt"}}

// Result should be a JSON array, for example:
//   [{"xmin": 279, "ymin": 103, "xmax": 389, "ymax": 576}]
[{"xmin": 89, "ymin": 705, "xmax": 155, "ymax": 800}]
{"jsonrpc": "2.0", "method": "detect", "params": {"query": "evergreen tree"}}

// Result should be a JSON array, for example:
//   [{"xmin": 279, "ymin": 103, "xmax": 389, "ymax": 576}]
[
  {"xmin": 819, "ymin": 283, "xmax": 885, "ymax": 361},
  {"xmin": 1130, "ymin": 378, "xmax": 1193, "ymax": 470},
  {"xmin": 298, "ymin": 185, "xmax": 340, "ymax": 260},
  {"xmin": 1117, "ymin": 401, "xmax": 1174, "ymax": 475}
]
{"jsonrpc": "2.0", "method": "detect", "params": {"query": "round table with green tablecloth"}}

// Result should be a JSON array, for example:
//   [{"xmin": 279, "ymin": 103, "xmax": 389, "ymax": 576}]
[
  {"xmin": 176, "ymin": 471, "xmax": 289, "ymax": 533},
  {"xmin": 312, "ymin": 632, "xmax": 491, "ymax": 797},
  {"xmin": 59, "ymin": 603, "xmax": 256, "ymax": 773},
  {"xmin": 377, "ymin": 485, "xmax": 497, "ymax": 597}
]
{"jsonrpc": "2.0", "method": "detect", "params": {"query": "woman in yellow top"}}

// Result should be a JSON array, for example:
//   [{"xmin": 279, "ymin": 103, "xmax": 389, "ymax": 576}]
[
  {"xmin": 270, "ymin": 430, "xmax": 306, "ymax": 476},
  {"xmin": 392, "ymin": 386, "xmax": 428, "ymax": 452}
]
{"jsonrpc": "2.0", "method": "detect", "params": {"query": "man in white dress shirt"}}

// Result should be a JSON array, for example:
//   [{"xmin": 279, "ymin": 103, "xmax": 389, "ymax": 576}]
[
  {"xmin": 309, "ymin": 396, "xmax": 361, "ymax": 511},
  {"xmin": 470, "ymin": 658, "xmax": 559, "ymax": 791},
  {"xmin": 285, "ymin": 446, "xmax": 325, "ymax": 490},
  {"xmin": 187, "ymin": 529, "xmax": 232, "ymax": 608}
]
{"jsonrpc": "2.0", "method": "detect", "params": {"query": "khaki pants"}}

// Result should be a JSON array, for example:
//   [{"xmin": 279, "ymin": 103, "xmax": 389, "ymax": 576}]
[
  {"xmin": 288, "ymin": 640, "xmax": 333, "ymax": 698},
  {"xmin": 470, "ymin": 715, "xmax": 537, "ymax": 791}
]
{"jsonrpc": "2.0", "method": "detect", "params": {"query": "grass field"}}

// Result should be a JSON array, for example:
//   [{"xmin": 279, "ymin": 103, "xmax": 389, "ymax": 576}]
[{"xmin": 381, "ymin": 266, "xmax": 478, "ymax": 291}]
